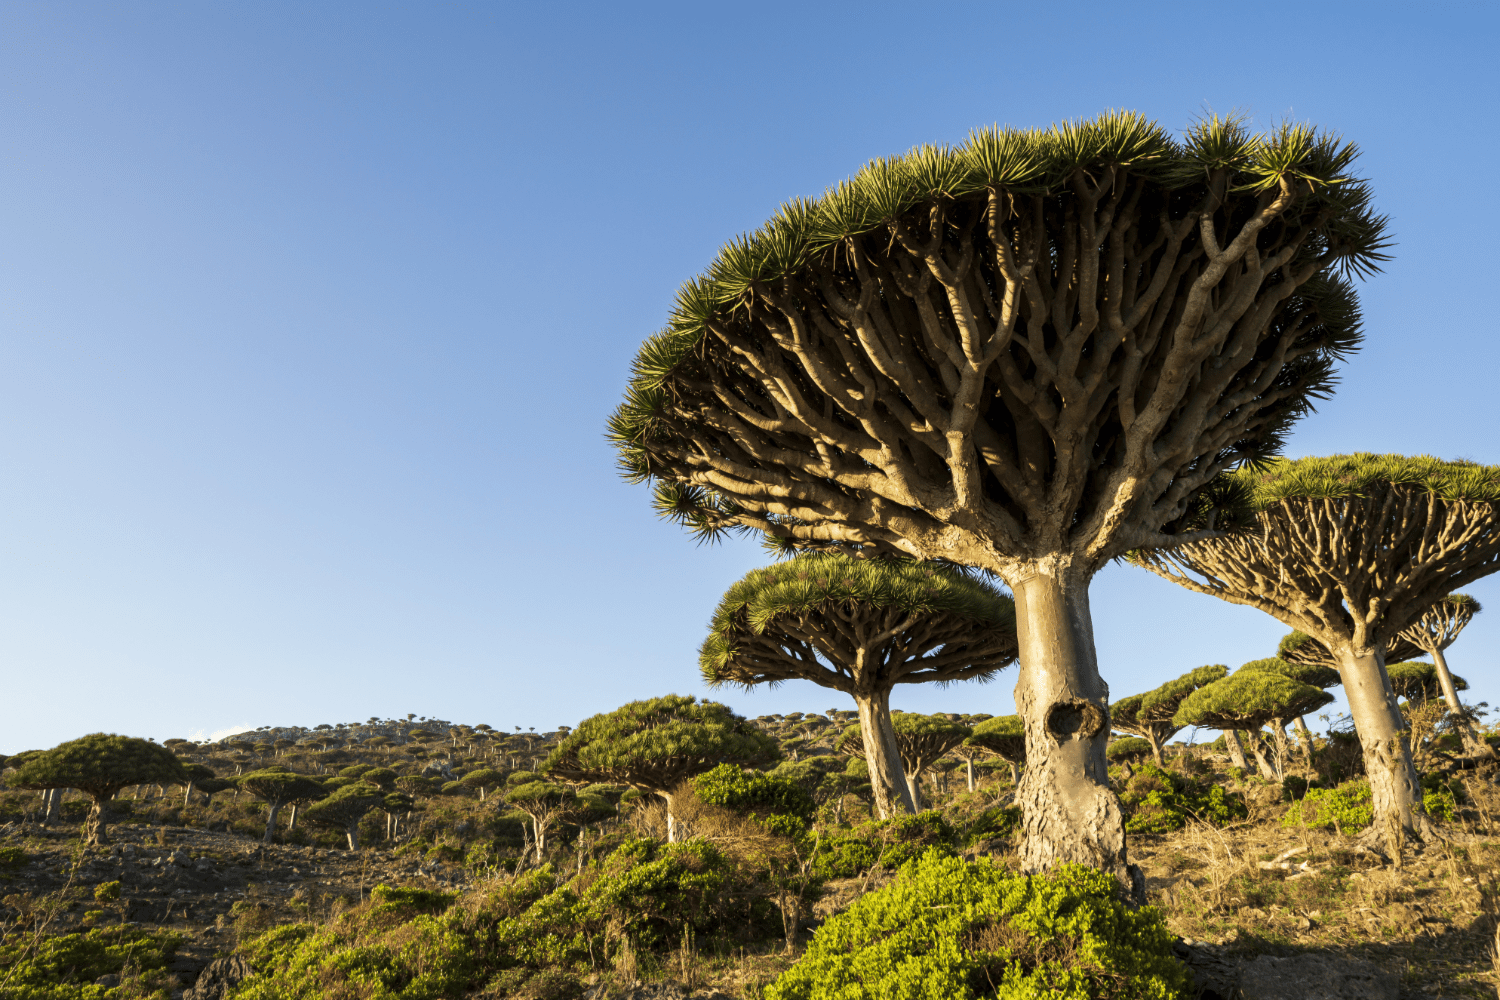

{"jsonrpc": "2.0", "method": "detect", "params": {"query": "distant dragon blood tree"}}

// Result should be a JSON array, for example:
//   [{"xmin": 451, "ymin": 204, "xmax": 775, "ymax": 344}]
[
  {"xmin": 9, "ymin": 734, "xmax": 187, "ymax": 845},
  {"xmin": 544, "ymin": 695, "xmax": 780, "ymax": 841},
  {"xmin": 608, "ymin": 110, "xmax": 1385, "ymax": 884},
  {"xmin": 1110, "ymin": 665, "xmax": 1227, "ymax": 766},
  {"xmin": 836, "ymin": 713, "xmax": 971, "ymax": 811},
  {"xmin": 700, "ymin": 553, "xmax": 1016, "ymax": 818},
  {"xmin": 1398, "ymin": 594, "xmax": 1487, "ymax": 756},
  {"xmin": 1136, "ymin": 454, "xmax": 1500, "ymax": 851}
]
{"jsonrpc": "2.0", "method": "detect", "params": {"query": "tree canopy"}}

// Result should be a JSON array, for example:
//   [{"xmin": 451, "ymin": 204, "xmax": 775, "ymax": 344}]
[
  {"xmin": 237, "ymin": 770, "xmax": 326, "ymax": 843},
  {"xmin": 701, "ymin": 553, "xmax": 1016, "ymax": 691},
  {"xmin": 544, "ymin": 696, "xmax": 780, "ymax": 841},
  {"xmin": 303, "ymin": 781, "xmax": 384, "ymax": 850},
  {"xmin": 9, "ymin": 734, "xmax": 187, "ymax": 845},
  {"xmin": 1110, "ymin": 664, "xmax": 1227, "ymax": 765},
  {"xmin": 700, "ymin": 553, "xmax": 1013, "ymax": 818},
  {"xmin": 610, "ymin": 108, "xmax": 1386, "ymax": 882},
  {"xmin": 1173, "ymin": 668, "xmax": 1333, "ymax": 779},
  {"xmin": 611, "ymin": 113, "xmax": 1383, "ymax": 568}
]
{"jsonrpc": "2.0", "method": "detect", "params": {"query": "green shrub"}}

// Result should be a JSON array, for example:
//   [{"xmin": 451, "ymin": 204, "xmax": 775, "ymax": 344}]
[
  {"xmin": 694, "ymin": 763, "xmax": 816, "ymax": 824},
  {"xmin": 1119, "ymin": 765, "xmax": 1245, "ymax": 834},
  {"xmin": 1281, "ymin": 780, "xmax": 1373, "ymax": 832},
  {"xmin": 0, "ymin": 845, "xmax": 27, "ymax": 870},
  {"xmin": 1424, "ymin": 787, "xmax": 1459, "ymax": 822},
  {"xmin": 93, "ymin": 880, "xmax": 121, "ymax": 902},
  {"xmin": 0, "ymin": 925, "xmax": 179, "ymax": 999},
  {"xmin": 964, "ymin": 806, "xmax": 1022, "ymax": 846},
  {"xmin": 768, "ymin": 851, "xmax": 1187, "ymax": 1000},
  {"xmin": 808, "ymin": 835, "xmax": 879, "ymax": 879},
  {"xmin": 1107, "ymin": 738, "xmax": 1153, "ymax": 763}
]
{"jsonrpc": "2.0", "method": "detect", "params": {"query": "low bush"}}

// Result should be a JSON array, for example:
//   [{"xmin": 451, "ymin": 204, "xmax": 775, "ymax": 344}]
[
  {"xmin": 1281, "ymin": 780, "xmax": 1373, "ymax": 832},
  {"xmin": 233, "ymin": 836, "xmax": 785, "ymax": 999},
  {"xmin": 0, "ymin": 925, "xmax": 180, "ymax": 1000},
  {"xmin": 1107, "ymin": 738, "xmax": 1153, "ymax": 763},
  {"xmin": 1119, "ymin": 765, "xmax": 1245, "ymax": 834},
  {"xmin": 694, "ymin": 763, "xmax": 815, "ymax": 833},
  {"xmin": 767, "ymin": 851, "xmax": 1187, "ymax": 1000},
  {"xmin": 964, "ymin": 806, "xmax": 1022, "ymax": 846},
  {"xmin": 807, "ymin": 810, "xmax": 957, "ymax": 879}
]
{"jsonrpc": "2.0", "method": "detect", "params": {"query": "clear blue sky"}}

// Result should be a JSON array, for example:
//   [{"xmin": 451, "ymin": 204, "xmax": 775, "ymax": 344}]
[{"xmin": 3, "ymin": 2, "xmax": 1496, "ymax": 752}]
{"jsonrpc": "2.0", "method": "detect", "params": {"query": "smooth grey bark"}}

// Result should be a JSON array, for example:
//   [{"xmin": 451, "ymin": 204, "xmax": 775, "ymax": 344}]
[
  {"xmin": 1336, "ymin": 645, "xmax": 1434, "ymax": 851},
  {"xmin": 262, "ymin": 802, "xmax": 283, "ymax": 844},
  {"xmin": 1009, "ymin": 565, "xmax": 1137, "ymax": 897},
  {"xmin": 1428, "ymin": 647, "xmax": 1489, "ymax": 757},
  {"xmin": 856, "ymin": 690, "xmax": 917, "ymax": 819}
]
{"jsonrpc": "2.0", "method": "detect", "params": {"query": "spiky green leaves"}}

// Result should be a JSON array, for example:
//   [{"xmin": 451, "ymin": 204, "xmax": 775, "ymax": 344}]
[
  {"xmin": 545, "ymin": 696, "xmax": 780, "ymax": 794},
  {"xmin": 609, "ymin": 111, "xmax": 1385, "ymax": 466},
  {"xmin": 236, "ymin": 770, "xmax": 324, "ymax": 806},
  {"xmin": 9, "ymin": 734, "xmax": 186, "ymax": 799},
  {"xmin": 1173, "ymin": 668, "xmax": 1334, "ymax": 731},
  {"xmin": 964, "ymin": 715, "xmax": 1027, "ymax": 765},
  {"xmin": 701, "ymin": 554, "xmax": 1016, "ymax": 689},
  {"xmin": 1112, "ymin": 665, "xmax": 1229, "ymax": 731},
  {"xmin": 1237, "ymin": 454, "xmax": 1500, "ymax": 507},
  {"xmin": 1237, "ymin": 657, "xmax": 1340, "ymax": 691}
]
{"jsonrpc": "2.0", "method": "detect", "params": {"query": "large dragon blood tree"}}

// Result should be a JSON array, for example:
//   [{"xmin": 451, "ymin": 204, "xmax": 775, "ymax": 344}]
[
  {"xmin": 1135, "ymin": 454, "xmax": 1500, "ymax": 851},
  {"xmin": 609, "ymin": 110, "xmax": 1386, "ymax": 881},
  {"xmin": 699, "ymin": 552, "xmax": 1016, "ymax": 818}
]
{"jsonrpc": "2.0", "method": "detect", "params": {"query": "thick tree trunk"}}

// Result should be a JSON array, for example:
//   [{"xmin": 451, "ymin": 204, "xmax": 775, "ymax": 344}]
[
  {"xmin": 288, "ymin": 803, "xmax": 300, "ymax": 832},
  {"xmin": 84, "ymin": 794, "xmax": 112, "ymax": 846},
  {"xmin": 966, "ymin": 759, "xmax": 974, "ymax": 793},
  {"xmin": 1145, "ymin": 731, "xmax": 1165, "ymax": 767},
  {"xmin": 183, "ymin": 782, "xmax": 195, "ymax": 809},
  {"xmin": 1009, "ymin": 565, "xmax": 1136, "ymax": 896},
  {"xmin": 346, "ymin": 824, "xmax": 359, "ymax": 851},
  {"xmin": 1222, "ymin": 730, "xmax": 1250, "ymax": 770},
  {"xmin": 43, "ymin": 788, "xmax": 64, "ymax": 826},
  {"xmin": 1245, "ymin": 733, "xmax": 1278, "ymax": 781},
  {"xmin": 263, "ymin": 802, "xmax": 283, "ymax": 843},
  {"xmin": 1336, "ymin": 645, "xmax": 1436, "ymax": 853},
  {"xmin": 853, "ymin": 689, "xmax": 916, "ymax": 819},
  {"xmin": 906, "ymin": 771, "xmax": 924, "ymax": 811},
  {"xmin": 1007, "ymin": 762, "xmax": 1020, "ymax": 786}
]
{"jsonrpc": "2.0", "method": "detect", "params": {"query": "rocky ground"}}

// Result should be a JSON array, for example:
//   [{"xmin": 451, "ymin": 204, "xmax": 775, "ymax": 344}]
[{"xmin": 1, "ymin": 819, "xmax": 474, "ymax": 996}]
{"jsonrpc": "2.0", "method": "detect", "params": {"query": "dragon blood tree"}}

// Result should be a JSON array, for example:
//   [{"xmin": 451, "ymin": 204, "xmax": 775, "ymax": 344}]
[
  {"xmin": 544, "ymin": 695, "xmax": 780, "ymax": 841},
  {"xmin": 966, "ymin": 715, "xmax": 1026, "ymax": 785},
  {"xmin": 1136, "ymin": 454, "xmax": 1500, "ymax": 850},
  {"xmin": 700, "ymin": 553, "xmax": 1016, "ymax": 818},
  {"xmin": 608, "ymin": 110, "xmax": 1386, "ymax": 880},
  {"xmin": 1110, "ymin": 665, "xmax": 1228, "ymax": 766},
  {"xmin": 1234, "ymin": 658, "xmax": 1339, "ymax": 771},
  {"xmin": 1173, "ymin": 667, "xmax": 1333, "ymax": 780},
  {"xmin": 10, "ymin": 734, "xmax": 188, "ymax": 845},
  {"xmin": 836, "ymin": 713, "xmax": 971, "ymax": 811},
  {"xmin": 1398, "ymin": 594, "xmax": 1487, "ymax": 756}
]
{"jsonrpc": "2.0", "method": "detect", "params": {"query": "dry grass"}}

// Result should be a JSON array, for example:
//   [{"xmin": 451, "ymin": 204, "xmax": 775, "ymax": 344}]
[{"xmin": 1135, "ymin": 764, "xmax": 1500, "ymax": 998}]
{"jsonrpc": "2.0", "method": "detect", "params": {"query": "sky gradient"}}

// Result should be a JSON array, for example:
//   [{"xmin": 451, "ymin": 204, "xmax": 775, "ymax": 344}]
[{"xmin": 3, "ymin": 1, "xmax": 1497, "ymax": 752}]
